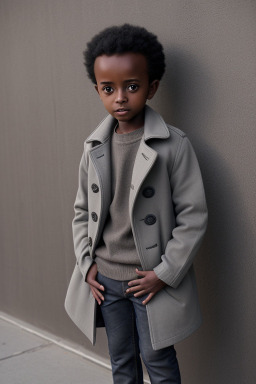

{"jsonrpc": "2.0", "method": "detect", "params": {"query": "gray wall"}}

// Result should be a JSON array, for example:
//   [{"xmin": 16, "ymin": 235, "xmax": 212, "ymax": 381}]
[{"xmin": 0, "ymin": 1, "xmax": 255, "ymax": 383}]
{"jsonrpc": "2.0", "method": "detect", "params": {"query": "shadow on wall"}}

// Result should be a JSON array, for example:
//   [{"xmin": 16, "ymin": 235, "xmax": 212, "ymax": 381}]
[
  {"xmin": 196, "ymin": 147, "xmax": 253, "ymax": 382},
  {"xmin": 152, "ymin": 46, "xmax": 215, "ymax": 136},
  {"xmin": 152, "ymin": 48, "xmax": 253, "ymax": 382}
]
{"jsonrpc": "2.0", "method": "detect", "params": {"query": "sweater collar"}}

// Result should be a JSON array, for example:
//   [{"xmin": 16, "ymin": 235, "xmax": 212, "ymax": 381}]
[{"xmin": 86, "ymin": 105, "xmax": 170, "ymax": 144}]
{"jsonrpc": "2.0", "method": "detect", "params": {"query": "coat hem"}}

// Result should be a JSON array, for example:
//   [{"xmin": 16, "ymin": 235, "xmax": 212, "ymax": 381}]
[{"xmin": 151, "ymin": 320, "xmax": 202, "ymax": 351}]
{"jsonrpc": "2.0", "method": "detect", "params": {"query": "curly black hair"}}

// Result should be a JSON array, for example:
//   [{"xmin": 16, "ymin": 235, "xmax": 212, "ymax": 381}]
[{"xmin": 84, "ymin": 24, "xmax": 165, "ymax": 84}]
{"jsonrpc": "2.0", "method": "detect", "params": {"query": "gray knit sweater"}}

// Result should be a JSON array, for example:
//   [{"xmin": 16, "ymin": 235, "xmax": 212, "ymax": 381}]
[{"xmin": 95, "ymin": 126, "xmax": 144, "ymax": 280}]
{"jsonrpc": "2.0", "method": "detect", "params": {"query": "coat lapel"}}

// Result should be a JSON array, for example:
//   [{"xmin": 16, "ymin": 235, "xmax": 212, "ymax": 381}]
[
  {"xmin": 129, "ymin": 105, "xmax": 170, "ymax": 217},
  {"xmin": 129, "ymin": 141, "xmax": 158, "ymax": 217}
]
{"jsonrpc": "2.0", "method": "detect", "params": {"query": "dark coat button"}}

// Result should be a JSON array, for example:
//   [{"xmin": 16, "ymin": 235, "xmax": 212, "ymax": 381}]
[
  {"xmin": 88, "ymin": 237, "xmax": 92, "ymax": 247},
  {"xmin": 142, "ymin": 187, "xmax": 155, "ymax": 198},
  {"xmin": 91, "ymin": 183, "xmax": 99, "ymax": 193},
  {"xmin": 144, "ymin": 215, "xmax": 157, "ymax": 225},
  {"xmin": 91, "ymin": 212, "xmax": 98, "ymax": 222}
]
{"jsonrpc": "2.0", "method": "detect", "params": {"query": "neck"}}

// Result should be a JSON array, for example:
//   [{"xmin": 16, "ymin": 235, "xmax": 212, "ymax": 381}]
[
  {"xmin": 116, "ymin": 109, "xmax": 145, "ymax": 134},
  {"xmin": 116, "ymin": 123, "xmax": 143, "ymax": 134}
]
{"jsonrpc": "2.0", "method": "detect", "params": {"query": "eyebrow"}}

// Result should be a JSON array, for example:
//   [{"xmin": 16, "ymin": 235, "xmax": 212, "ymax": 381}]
[{"xmin": 100, "ymin": 79, "xmax": 140, "ymax": 85}]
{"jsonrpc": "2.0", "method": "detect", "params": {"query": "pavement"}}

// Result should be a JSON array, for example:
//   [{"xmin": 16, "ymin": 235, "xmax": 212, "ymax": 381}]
[{"xmin": 0, "ymin": 312, "xmax": 113, "ymax": 384}]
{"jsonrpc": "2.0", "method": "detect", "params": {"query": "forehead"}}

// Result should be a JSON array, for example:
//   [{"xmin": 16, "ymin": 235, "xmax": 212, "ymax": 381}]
[{"xmin": 94, "ymin": 53, "xmax": 148, "ymax": 82}]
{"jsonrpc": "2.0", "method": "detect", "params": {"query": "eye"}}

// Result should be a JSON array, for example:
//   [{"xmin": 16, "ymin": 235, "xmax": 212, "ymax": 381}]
[
  {"xmin": 127, "ymin": 84, "xmax": 139, "ymax": 92},
  {"xmin": 103, "ymin": 86, "xmax": 114, "ymax": 94}
]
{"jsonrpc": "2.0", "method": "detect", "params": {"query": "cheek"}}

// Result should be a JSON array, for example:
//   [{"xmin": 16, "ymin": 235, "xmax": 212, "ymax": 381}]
[
  {"xmin": 131, "ymin": 91, "xmax": 148, "ymax": 104},
  {"xmin": 137, "ymin": 94, "xmax": 149, "ymax": 106},
  {"xmin": 99, "ymin": 94, "xmax": 107, "ymax": 104},
  {"xmin": 101, "ymin": 98, "xmax": 112, "ymax": 111}
]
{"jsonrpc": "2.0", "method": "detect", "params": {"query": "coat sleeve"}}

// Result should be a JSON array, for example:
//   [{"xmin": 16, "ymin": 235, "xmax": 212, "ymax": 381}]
[
  {"xmin": 72, "ymin": 145, "xmax": 94, "ymax": 281},
  {"xmin": 153, "ymin": 136, "xmax": 208, "ymax": 288}
]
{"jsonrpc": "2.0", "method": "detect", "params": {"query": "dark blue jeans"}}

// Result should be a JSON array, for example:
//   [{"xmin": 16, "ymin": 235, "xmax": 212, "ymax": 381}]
[{"xmin": 97, "ymin": 272, "xmax": 181, "ymax": 384}]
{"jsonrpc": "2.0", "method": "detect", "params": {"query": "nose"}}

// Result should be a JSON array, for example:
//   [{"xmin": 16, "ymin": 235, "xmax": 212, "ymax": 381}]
[{"xmin": 115, "ymin": 89, "xmax": 127, "ymax": 104}]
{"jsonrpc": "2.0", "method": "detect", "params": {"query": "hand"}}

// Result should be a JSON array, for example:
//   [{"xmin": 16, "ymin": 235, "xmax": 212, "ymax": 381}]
[
  {"xmin": 126, "ymin": 269, "xmax": 167, "ymax": 305},
  {"xmin": 86, "ymin": 263, "xmax": 105, "ymax": 305}
]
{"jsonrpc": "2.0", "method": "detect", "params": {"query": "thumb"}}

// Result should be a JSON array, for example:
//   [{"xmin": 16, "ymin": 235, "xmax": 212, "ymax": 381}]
[{"xmin": 135, "ymin": 268, "xmax": 146, "ymax": 276}]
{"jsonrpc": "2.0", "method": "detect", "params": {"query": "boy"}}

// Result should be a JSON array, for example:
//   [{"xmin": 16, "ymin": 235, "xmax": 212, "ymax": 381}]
[{"xmin": 65, "ymin": 24, "xmax": 207, "ymax": 384}]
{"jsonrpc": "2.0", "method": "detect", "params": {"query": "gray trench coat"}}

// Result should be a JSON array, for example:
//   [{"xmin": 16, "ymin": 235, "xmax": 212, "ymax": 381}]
[{"xmin": 65, "ymin": 105, "xmax": 208, "ymax": 350}]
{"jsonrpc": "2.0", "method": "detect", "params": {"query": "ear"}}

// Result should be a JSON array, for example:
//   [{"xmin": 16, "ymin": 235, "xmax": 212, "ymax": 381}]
[{"xmin": 147, "ymin": 80, "xmax": 160, "ymax": 100}]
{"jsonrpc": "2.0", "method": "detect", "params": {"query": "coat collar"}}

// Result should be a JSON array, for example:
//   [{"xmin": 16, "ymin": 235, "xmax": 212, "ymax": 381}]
[{"xmin": 86, "ymin": 105, "xmax": 170, "ymax": 144}]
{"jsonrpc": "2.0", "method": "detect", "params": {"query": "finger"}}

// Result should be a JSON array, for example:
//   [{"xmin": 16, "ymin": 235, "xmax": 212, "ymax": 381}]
[
  {"xmin": 128, "ymin": 279, "xmax": 141, "ymax": 287},
  {"xmin": 91, "ymin": 286, "xmax": 104, "ymax": 305},
  {"xmin": 91, "ymin": 290, "xmax": 101, "ymax": 305},
  {"xmin": 126, "ymin": 284, "xmax": 144, "ymax": 293},
  {"xmin": 134, "ymin": 289, "xmax": 148, "ymax": 297},
  {"xmin": 88, "ymin": 279, "xmax": 105, "ymax": 291},
  {"xmin": 135, "ymin": 268, "xmax": 147, "ymax": 276},
  {"xmin": 142, "ymin": 292, "xmax": 155, "ymax": 305},
  {"xmin": 93, "ymin": 287, "xmax": 105, "ymax": 301}
]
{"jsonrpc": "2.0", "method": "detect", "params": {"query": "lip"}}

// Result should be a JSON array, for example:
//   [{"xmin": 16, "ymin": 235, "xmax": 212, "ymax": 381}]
[{"xmin": 114, "ymin": 108, "xmax": 130, "ymax": 116}]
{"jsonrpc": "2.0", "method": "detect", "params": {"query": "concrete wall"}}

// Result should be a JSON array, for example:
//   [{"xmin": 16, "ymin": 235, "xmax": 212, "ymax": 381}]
[{"xmin": 0, "ymin": 1, "xmax": 255, "ymax": 382}]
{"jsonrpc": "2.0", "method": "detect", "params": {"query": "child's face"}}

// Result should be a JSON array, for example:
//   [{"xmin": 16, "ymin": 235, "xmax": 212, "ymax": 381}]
[{"xmin": 94, "ymin": 53, "xmax": 159, "ymax": 129}]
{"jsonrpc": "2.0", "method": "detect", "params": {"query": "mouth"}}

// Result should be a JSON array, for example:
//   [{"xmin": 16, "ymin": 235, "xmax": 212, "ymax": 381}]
[
  {"xmin": 114, "ymin": 108, "xmax": 130, "ymax": 116},
  {"xmin": 115, "ymin": 108, "xmax": 129, "ymax": 112}
]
